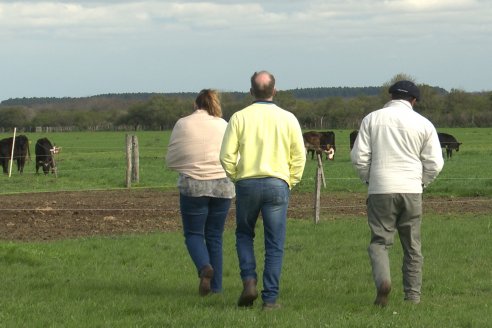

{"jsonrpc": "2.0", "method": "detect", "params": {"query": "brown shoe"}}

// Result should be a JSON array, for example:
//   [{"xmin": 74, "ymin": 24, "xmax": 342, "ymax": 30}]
[
  {"xmin": 262, "ymin": 303, "xmax": 282, "ymax": 311},
  {"xmin": 404, "ymin": 297, "xmax": 421, "ymax": 304},
  {"xmin": 374, "ymin": 281, "xmax": 391, "ymax": 307},
  {"xmin": 237, "ymin": 279, "xmax": 258, "ymax": 307},
  {"xmin": 198, "ymin": 265, "xmax": 214, "ymax": 296}
]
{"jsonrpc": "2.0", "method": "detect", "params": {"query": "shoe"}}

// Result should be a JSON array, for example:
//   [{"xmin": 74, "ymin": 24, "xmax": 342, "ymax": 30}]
[
  {"xmin": 374, "ymin": 281, "xmax": 391, "ymax": 307},
  {"xmin": 404, "ymin": 297, "xmax": 421, "ymax": 304},
  {"xmin": 198, "ymin": 265, "xmax": 214, "ymax": 296},
  {"xmin": 262, "ymin": 303, "xmax": 282, "ymax": 311},
  {"xmin": 237, "ymin": 279, "xmax": 258, "ymax": 307}
]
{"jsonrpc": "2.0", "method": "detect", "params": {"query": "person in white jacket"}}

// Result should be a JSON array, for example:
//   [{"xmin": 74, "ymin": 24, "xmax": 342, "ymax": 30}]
[
  {"xmin": 351, "ymin": 80, "xmax": 444, "ymax": 307},
  {"xmin": 166, "ymin": 89, "xmax": 235, "ymax": 297}
]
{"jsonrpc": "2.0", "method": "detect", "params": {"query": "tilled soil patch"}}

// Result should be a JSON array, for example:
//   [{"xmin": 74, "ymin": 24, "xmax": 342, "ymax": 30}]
[{"xmin": 0, "ymin": 189, "xmax": 490, "ymax": 241}]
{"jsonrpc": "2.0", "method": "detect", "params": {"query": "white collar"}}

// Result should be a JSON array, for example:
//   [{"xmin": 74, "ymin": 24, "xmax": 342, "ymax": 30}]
[{"xmin": 383, "ymin": 99, "xmax": 413, "ymax": 110}]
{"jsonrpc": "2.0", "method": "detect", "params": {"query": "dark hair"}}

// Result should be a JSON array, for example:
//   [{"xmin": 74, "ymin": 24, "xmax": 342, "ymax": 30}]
[
  {"xmin": 195, "ymin": 89, "xmax": 222, "ymax": 117},
  {"xmin": 250, "ymin": 71, "xmax": 275, "ymax": 99}
]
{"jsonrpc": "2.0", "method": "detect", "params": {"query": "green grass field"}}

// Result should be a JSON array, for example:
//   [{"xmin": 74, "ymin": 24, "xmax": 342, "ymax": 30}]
[
  {"xmin": 0, "ymin": 214, "xmax": 490, "ymax": 327},
  {"xmin": 1, "ymin": 128, "xmax": 491, "ymax": 196},
  {"xmin": 0, "ymin": 128, "xmax": 491, "ymax": 327}
]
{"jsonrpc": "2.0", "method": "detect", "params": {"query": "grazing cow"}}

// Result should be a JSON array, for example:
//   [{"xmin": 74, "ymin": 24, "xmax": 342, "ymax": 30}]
[
  {"xmin": 437, "ymin": 132, "xmax": 462, "ymax": 159},
  {"xmin": 349, "ymin": 130, "xmax": 359, "ymax": 150},
  {"xmin": 35, "ymin": 138, "xmax": 56, "ymax": 174},
  {"xmin": 314, "ymin": 131, "xmax": 336, "ymax": 160},
  {"xmin": 303, "ymin": 131, "xmax": 335, "ymax": 161},
  {"xmin": 320, "ymin": 131, "xmax": 336, "ymax": 155},
  {"xmin": 0, "ymin": 135, "xmax": 30, "ymax": 174},
  {"xmin": 303, "ymin": 131, "xmax": 324, "ymax": 159}
]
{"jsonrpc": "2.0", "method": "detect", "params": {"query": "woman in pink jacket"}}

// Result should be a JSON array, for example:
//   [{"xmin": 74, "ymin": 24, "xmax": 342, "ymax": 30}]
[{"xmin": 166, "ymin": 89, "xmax": 235, "ymax": 296}]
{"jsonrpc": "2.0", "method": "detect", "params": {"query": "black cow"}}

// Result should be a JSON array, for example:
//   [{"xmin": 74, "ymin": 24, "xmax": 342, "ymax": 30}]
[
  {"xmin": 0, "ymin": 135, "xmax": 30, "ymax": 174},
  {"xmin": 35, "ymin": 138, "xmax": 56, "ymax": 174},
  {"xmin": 437, "ymin": 132, "xmax": 462, "ymax": 159},
  {"xmin": 349, "ymin": 130, "xmax": 359, "ymax": 150},
  {"xmin": 303, "ymin": 131, "xmax": 335, "ymax": 161}
]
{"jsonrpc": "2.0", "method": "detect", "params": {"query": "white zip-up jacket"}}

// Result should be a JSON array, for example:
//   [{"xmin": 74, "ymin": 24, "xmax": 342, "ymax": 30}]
[{"xmin": 351, "ymin": 100, "xmax": 444, "ymax": 194}]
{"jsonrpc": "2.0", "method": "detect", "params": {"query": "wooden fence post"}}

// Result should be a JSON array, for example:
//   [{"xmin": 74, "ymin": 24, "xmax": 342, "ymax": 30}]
[
  {"xmin": 51, "ymin": 151, "xmax": 58, "ymax": 178},
  {"xmin": 126, "ymin": 134, "xmax": 140, "ymax": 188},
  {"xmin": 131, "ymin": 135, "xmax": 139, "ymax": 183},
  {"xmin": 8, "ymin": 128, "xmax": 17, "ymax": 178},
  {"xmin": 126, "ymin": 134, "xmax": 132, "ymax": 188},
  {"xmin": 313, "ymin": 153, "xmax": 326, "ymax": 224}
]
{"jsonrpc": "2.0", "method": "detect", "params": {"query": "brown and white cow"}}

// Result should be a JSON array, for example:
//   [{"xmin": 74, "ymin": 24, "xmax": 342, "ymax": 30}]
[
  {"xmin": 303, "ymin": 131, "xmax": 335, "ymax": 161},
  {"xmin": 319, "ymin": 131, "xmax": 336, "ymax": 159}
]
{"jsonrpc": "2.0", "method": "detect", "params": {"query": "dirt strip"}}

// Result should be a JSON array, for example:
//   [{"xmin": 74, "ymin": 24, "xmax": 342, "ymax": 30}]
[{"xmin": 0, "ymin": 190, "xmax": 490, "ymax": 241}]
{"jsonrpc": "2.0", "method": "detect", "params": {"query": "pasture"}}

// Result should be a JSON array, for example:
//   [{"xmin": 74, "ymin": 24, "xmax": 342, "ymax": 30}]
[
  {"xmin": 1, "ymin": 214, "xmax": 490, "ymax": 327},
  {"xmin": 0, "ymin": 128, "xmax": 491, "ymax": 326},
  {"xmin": 1, "ymin": 128, "xmax": 491, "ymax": 196}
]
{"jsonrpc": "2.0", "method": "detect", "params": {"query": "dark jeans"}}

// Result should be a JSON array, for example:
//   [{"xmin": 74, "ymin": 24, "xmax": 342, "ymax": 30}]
[
  {"xmin": 180, "ymin": 194, "xmax": 231, "ymax": 293},
  {"xmin": 235, "ymin": 178, "xmax": 290, "ymax": 304}
]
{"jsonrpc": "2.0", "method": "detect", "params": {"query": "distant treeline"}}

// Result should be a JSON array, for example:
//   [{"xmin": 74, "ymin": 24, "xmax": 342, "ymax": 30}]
[
  {"xmin": 289, "ymin": 86, "xmax": 379, "ymax": 99},
  {"xmin": 0, "ymin": 86, "xmax": 491, "ymax": 132},
  {"xmin": 0, "ymin": 87, "xmax": 383, "ymax": 107},
  {"xmin": 0, "ymin": 92, "xmax": 194, "ymax": 107}
]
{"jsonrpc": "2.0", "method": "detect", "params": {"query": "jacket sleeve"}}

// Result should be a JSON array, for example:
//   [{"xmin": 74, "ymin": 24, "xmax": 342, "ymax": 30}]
[
  {"xmin": 219, "ymin": 116, "xmax": 239, "ymax": 181},
  {"xmin": 350, "ymin": 118, "xmax": 371, "ymax": 183},
  {"xmin": 165, "ymin": 120, "xmax": 183, "ymax": 170},
  {"xmin": 421, "ymin": 129, "xmax": 444, "ymax": 187},
  {"xmin": 289, "ymin": 119, "xmax": 306, "ymax": 188}
]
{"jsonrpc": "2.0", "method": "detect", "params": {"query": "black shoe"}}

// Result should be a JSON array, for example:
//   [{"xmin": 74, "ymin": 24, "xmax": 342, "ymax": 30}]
[
  {"xmin": 374, "ymin": 281, "xmax": 391, "ymax": 307},
  {"xmin": 237, "ymin": 279, "xmax": 258, "ymax": 307},
  {"xmin": 198, "ymin": 265, "xmax": 214, "ymax": 296}
]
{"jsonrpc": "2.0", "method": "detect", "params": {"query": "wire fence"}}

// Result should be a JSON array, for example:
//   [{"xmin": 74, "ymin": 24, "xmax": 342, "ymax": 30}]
[
  {"xmin": 0, "ymin": 194, "xmax": 490, "ymax": 212},
  {"xmin": 1, "ymin": 132, "xmax": 491, "ymax": 200},
  {"xmin": 6, "ymin": 145, "xmax": 492, "ymax": 180}
]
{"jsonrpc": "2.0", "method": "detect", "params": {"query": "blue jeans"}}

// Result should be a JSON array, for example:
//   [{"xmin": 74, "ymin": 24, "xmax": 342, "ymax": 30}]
[
  {"xmin": 180, "ymin": 194, "xmax": 231, "ymax": 293},
  {"xmin": 235, "ymin": 178, "xmax": 290, "ymax": 304}
]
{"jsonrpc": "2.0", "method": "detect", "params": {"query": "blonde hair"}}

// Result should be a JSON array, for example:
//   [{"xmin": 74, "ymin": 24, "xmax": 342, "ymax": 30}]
[{"xmin": 195, "ymin": 89, "xmax": 222, "ymax": 117}]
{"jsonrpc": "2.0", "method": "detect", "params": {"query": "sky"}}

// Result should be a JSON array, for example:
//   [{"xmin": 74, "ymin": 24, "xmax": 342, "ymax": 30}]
[{"xmin": 1, "ymin": 0, "xmax": 491, "ymax": 101}]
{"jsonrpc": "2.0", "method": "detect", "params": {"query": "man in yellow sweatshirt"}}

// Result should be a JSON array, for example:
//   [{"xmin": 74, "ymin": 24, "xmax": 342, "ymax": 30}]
[{"xmin": 220, "ymin": 71, "xmax": 306, "ymax": 310}]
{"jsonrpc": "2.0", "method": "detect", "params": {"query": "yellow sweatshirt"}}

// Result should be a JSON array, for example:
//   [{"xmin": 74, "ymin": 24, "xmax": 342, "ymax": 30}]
[{"xmin": 219, "ymin": 101, "xmax": 306, "ymax": 188}]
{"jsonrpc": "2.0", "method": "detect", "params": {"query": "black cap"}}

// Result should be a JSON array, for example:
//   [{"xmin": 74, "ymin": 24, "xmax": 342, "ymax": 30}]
[{"xmin": 388, "ymin": 80, "xmax": 420, "ymax": 101}]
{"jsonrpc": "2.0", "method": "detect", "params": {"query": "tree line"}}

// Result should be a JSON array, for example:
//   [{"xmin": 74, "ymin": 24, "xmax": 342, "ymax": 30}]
[{"xmin": 0, "ymin": 85, "xmax": 491, "ymax": 132}]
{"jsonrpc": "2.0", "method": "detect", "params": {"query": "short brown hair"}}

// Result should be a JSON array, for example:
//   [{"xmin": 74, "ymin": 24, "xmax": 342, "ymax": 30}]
[
  {"xmin": 250, "ymin": 71, "xmax": 275, "ymax": 99},
  {"xmin": 195, "ymin": 89, "xmax": 222, "ymax": 117}
]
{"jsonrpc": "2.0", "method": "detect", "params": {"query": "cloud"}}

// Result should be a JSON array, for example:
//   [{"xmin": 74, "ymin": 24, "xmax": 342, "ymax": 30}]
[
  {"xmin": 384, "ymin": 0, "xmax": 477, "ymax": 11},
  {"xmin": 0, "ymin": 0, "xmax": 491, "ymax": 98},
  {"xmin": 0, "ymin": 0, "xmax": 489, "ymax": 41},
  {"xmin": 0, "ymin": 2, "xmax": 257, "ymax": 28}
]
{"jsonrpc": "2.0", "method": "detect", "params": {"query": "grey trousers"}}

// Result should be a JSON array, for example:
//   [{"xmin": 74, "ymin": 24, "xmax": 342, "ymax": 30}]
[{"xmin": 367, "ymin": 193, "xmax": 423, "ymax": 301}]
